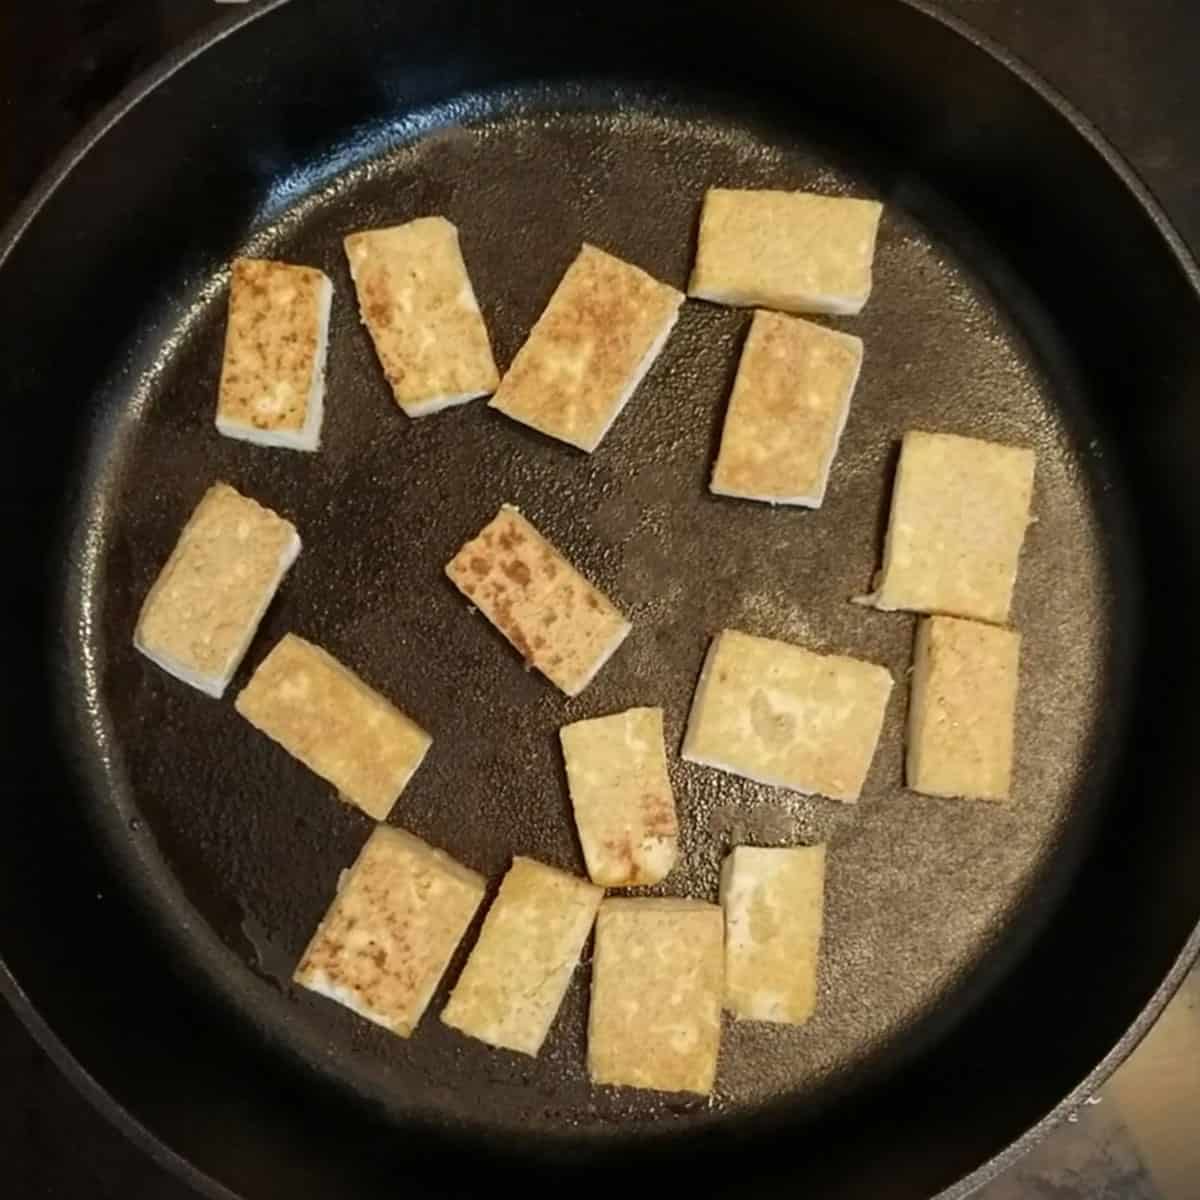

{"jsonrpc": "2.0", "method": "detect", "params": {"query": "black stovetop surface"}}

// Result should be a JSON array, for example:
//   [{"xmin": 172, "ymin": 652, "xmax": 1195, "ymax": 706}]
[{"xmin": 2, "ymin": 3, "xmax": 1198, "ymax": 1197}]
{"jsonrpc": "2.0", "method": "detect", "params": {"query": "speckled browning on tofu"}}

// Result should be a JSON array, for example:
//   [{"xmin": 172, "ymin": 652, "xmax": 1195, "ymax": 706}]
[
  {"xmin": 217, "ymin": 257, "xmax": 329, "ymax": 434},
  {"xmin": 871, "ymin": 431, "xmax": 1036, "ymax": 624},
  {"xmin": 688, "ymin": 188, "xmax": 883, "ymax": 315},
  {"xmin": 560, "ymin": 707, "xmax": 678, "ymax": 887},
  {"xmin": 235, "ymin": 633, "xmax": 432, "ymax": 820},
  {"xmin": 441, "ymin": 857, "xmax": 602, "ymax": 1056},
  {"xmin": 907, "ymin": 615, "xmax": 1021, "ymax": 801},
  {"xmin": 344, "ymin": 216, "xmax": 499, "ymax": 414},
  {"xmin": 682, "ymin": 629, "xmax": 894, "ymax": 803},
  {"xmin": 721, "ymin": 844, "xmax": 826, "ymax": 1024},
  {"xmin": 587, "ymin": 898, "xmax": 724, "ymax": 1096},
  {"xmin": 488, "ymin": 244, "xmax": 683, "ymax": 452},
  {"xmin": 445, "ymin": 505, "xmax": 631, "ymax": 695},
  {"xmin": 294, "ymin": 826, "xmax": 485, "ymax": 1037},
  {"xmin": 711, "ymin": 310, "xmax": 863, "ymax": 506},
  {"xmin": 134, "ymin": 482, "xmax": 299, "ymax": 695}
]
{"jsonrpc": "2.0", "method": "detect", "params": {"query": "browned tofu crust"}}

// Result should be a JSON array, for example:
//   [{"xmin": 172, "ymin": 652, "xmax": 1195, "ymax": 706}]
[{"xmin": 445, "ymin": 506, "xmax": 631, "ymax": 695}]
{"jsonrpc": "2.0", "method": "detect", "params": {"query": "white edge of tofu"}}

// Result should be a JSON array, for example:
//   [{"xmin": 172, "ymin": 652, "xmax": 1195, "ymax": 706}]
[
  {"xmin": 686, "ymin": 284, "xmax": 868, "ymax": 317},
  {"xmin": 572, "ymin": 298, "xmax": 683, "ymax": 453},
  {"xmin": 905, "ymin": 617, "xmax": 933, "ymax": 790},
  {"xmin": 133, "ymin": 528, "xmax": 301, "ymax": 699},
  {"xmin": 559, "ymin": 616, "xmax": 634, "ymax": 697},
  {"xmin": 710, "ymin": 333, "xmax": 863, "ymax": 509},
  {"xmin": 215, "ymin": 275, "xmax": 333, "ymax": 452},
  {"xmin": 402, "ymin": 386, "xmax": 492, "ymax": 418},
  {"xmin": 680, "ymin": 633, "xmax": 722, "ymax": 763},
  {"xmin": 296, "ymin": 967, "xmax": 407, "ymax": 1036}
]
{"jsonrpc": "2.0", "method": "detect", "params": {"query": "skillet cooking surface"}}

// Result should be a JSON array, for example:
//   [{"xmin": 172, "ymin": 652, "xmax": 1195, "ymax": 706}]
[
  {"xmin": 78, "ymin": 85, "xmax": 1121, "ymax": 1135},
  {"xmin": 7, "ymin": 2, "xmax": 1200, "ymax": 1197}
]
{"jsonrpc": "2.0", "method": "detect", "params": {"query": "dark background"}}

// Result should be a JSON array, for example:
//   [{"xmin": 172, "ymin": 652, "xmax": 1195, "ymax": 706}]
[{"xmin": 1, "ymin": 2, "xmax": 1197, "ymax": 1196}]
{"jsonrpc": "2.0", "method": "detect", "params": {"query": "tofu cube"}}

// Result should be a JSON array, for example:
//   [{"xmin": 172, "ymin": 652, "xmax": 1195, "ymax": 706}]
[
  {"xmin": 688, "ymin": 188, "xmax": 883, "ymax": 316},
  {"xmin": 588, "ymin": 898, "xmax": 724, "ymax": 1096},
  {"xmin": 865, "ymin": 431, "xmax": 1036, "ymax": 624},
  {"xmin": 441, "ymin": 857, "xmax": 603, "ymax": 1056},
  {"xmin": 235, "ymin": 634, "xmax": 432, "ymax": 820},
  {"xmin": 133, "ymin": 482, "xmax": 300, "ymax": 698},
  {"xmin": 216, "ymin": 257, "xmax": 333, "ymax": 451},
  {"xmin": 721, "ymin": 845, "xmax": 825, "ymax": 1024},
  {"xmin": 344, "ymin": 217, "xmax": 499, "ymax": 416},
  {"xmin": 294, "ymin": 826, "xmax": 485, "ymax": 1037},
  {"xmin": 682, "ymin": 629, "xmax": 894, "ymax": 803},
  {"xmin": 711, "ymin": 310, "xmax": 863, "ymax": 507},
  {"xmin": 445, "ymin": 505, "xmax": 631, "ymax": 696},
  {"xmin": 489, "ymin": 244, "xmax": 683, "ymax": 452},
  {"xmin": 560, "ymin": 707, "xmax": 678, "ymax": 887},
  {"xmin": 907, "ymin": 616, "xmax": 1021, "ymax": 800}
]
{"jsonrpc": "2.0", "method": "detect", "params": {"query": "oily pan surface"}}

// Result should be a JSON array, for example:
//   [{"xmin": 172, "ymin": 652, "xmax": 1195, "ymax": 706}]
[{"xmin": 74, "ymin": 87, "xmax": 1119, "ymax": 1137}]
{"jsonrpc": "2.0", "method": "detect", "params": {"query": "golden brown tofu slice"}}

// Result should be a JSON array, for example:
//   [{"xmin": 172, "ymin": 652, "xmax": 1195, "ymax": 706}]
[
  {"xmin": 216, "ymin": 257, "xmax": 333, "ymax": 451},
  {"xmin": 235, "ymin": 634, "xmax": 431, "ymax": 820},
  {"xmin": 588, "ymin": 898, "xmax": 724, "ymax": 1096},
  {"xmin": 294, "ymin": 826, "xmax": 485, "ymax": 1037},
  {"xmin": 445, "ymin": 505, "xmax": 631, "ymax": 696},
  {"xmin": 133, "ymin": 482, "xmax": 300, "ymax": 698},
  {"xmin": 864, "ymin": 431, "xmax": 1036, "ymax": 624},
  {"xmin": 907, "ymin": 616, "xmax": 1021, "ymax": 800},
  {"xmin": 560, "ymin": 707, "xmax": 678, "ymax": 887},
  {"xmin": 344, "ymin": 216, "xmax": 498, "ymax": 416},
  {"xmin": 688, "ymin": 188, "xmax": 883, "ymax": 316},
  {"xmin": 682, "ymin": 629, "xmax": 894, "ymax": 803},
  {"xmin": 488, "ymin": 244, "xmax": 683, "ymax": 452},
  {"xmin": 721, "ymin": 844, "xmax": 825, "ymax": 1024},
  {"xmin": 711, "ymin": 310, "xmax": 863, "ymax": 507},
  {"xmin": 441, "ymin": 857, "xmax": 603, "ymax": 1056}
]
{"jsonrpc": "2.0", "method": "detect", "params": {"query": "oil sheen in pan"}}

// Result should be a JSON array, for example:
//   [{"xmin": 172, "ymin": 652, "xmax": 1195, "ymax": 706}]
[{"xmin": 72, "ymin": 85, "xmax": 1120, "ymax": 1136}]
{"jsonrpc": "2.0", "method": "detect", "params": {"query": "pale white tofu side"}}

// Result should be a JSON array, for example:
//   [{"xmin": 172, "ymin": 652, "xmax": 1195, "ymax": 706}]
[
  {"xmin": 295, "ymin": 826, "xmax": 486, "ymax": 1037},
  {"xmin": 560, "ymin": 707, "xmax": 678, "ymax": 887},
  {"xmin": 441, "ymin": 857, "xmax": 602, "ymax": 1056},
  {"xmin": 720, "ymin": 844, "xmax": 825, "ymax": 1024}
]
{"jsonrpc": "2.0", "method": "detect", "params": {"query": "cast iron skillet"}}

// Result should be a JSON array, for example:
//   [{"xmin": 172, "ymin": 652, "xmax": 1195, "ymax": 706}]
[{"xmin": 3, "ymin": 1, "xmax": 1200, "ymax": 1197}]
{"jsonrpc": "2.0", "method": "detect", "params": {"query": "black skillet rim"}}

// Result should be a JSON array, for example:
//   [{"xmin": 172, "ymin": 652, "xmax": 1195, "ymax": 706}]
[{"xmin": 2, "ymin": 2, "xmax": 1199, "ymax": 1198}]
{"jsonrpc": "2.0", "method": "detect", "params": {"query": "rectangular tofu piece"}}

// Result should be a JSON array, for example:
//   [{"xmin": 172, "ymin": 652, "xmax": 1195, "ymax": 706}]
[
  {"xmin": 134, "ymin": 482, "xmax": 300, "ymax": 698},
  {"xmin": 295, "ymin": 825, "xmax": 485, "ymax": 1037},
  {"xmin": 588, "ymin": 898, "xmax": 724, "ymax": 1096},
  {"xmin": 216, "ymin": 257, "xmax": 333, "ymax": 451},
  {"xmin": 235, "ymin": 634, "xmax": 432, "ymax": 820},
  {"xmin": 344, "ymin": 216, "xmax": 499, "ymax": 416},
  {"xmin": 560, "ymin": 707, "xmax": 678, "ymax": 887},
  {"xmin": 864, "ymin": 431, "xmax": 1036, "ymax": 624},
  {"xmin": 445, "ymin": 505, "xmax": 631, "ymax": 696},
  {"xmin": 721, "ymin": 845, "xmax": 825, "ymax": 1024},
  {"xmin": 688, "ymin": 188, "xmax": 883, "ymax": 316},
  {"xmin": 441, "ymin": 857, "xmax": 603, "ymax": 1056},
  {"xmin": 489, "ymin": 244, "xmax": 683, "ymax": 452},
  {"xmin": 907, "ymin": 616, "xmax": 1020, "ymax": 800},
  {"xmin": 683, "ymin": 629, "xmax": 894, "ymax": 803},
  {"xmin": 711, "ymin": 310, "xmax": 863, "ymax": 507}
]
